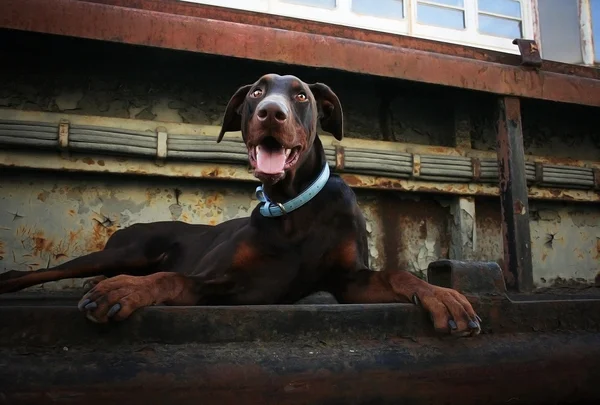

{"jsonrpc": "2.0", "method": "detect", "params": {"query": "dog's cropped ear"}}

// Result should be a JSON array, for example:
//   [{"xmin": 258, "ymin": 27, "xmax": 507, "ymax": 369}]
[
  {"xmin": 217, "ymin": 84, "xmax": 252, "ymax": 143},
  {"xmin": 309, "ymin": 83, "xmax": 343, "ymax": 141}
]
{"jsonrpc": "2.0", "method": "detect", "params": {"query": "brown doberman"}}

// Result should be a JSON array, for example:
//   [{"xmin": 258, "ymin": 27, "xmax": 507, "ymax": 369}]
[{"xmin": 0, "ymin": 74, "xmax": 481, "ymax": 336}]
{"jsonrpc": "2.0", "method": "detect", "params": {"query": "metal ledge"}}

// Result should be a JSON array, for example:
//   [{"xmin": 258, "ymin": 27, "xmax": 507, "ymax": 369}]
[
  {"xmin": 1, "ymin": 294, "xmax": 600, "ymax": 405},
  {"xmin": 1, "ymin": 262, "xmax": 600, "ymax": 404},
  {"xmin": 0, "ymin": 0, "xmax": 599, "ymax": 107}
]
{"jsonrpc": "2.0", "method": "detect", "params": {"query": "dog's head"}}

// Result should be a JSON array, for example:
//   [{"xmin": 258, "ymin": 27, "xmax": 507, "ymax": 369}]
[{"xmin": 218, "ymin": 74, "xmax": 343, "ymax": 185}]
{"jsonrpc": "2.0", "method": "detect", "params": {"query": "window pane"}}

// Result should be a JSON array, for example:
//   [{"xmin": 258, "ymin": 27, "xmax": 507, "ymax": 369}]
[
  {"xmin": 281, "ymin": 0, "xmax": 336, "ymax": 8},
  {"xmin": 478, "ymin": 0, "xmax": 521, "ymax": 18},
  {"xmin": 423, "ymin": 0, "xmax": 464, "ymax": 7},
  {"xmin": 592, "ymin": 0, "xmax": 600, "ymax": 63},
  {"xmin": 479, "ymin": 14, "xmax": 522, "ymax": 38},
  {"xmin": 538, "ymin": 0, "xmax": 583, "ymax": 64},
  {"xmin": 417, "ymin": 3, "xmax": 465, "ymax": 29},
  {"xmin": 352, "ymin": 0, "xmax": 404, "ymax": 19}
]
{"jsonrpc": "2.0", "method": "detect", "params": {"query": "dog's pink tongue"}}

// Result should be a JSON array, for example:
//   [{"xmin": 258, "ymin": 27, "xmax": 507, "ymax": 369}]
[{"xmin": 256, "ymin": 145, "xmax": 286, "ymax": 174}]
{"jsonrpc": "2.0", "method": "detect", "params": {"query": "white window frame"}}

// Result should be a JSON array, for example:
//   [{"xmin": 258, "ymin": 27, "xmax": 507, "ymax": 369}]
[{"xmin": 182, "ymin": 0, "xmax": 534, "ymax": 54}]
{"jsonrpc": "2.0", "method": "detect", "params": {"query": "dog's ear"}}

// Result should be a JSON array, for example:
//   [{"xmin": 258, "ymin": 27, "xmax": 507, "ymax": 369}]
[
  {"xmin": 217, "ymin": 84, "xmax": 252, "ymax": 143},
  {"xmin": 309, "ymin": 83, "xmax": 343, "ymax": 141}
]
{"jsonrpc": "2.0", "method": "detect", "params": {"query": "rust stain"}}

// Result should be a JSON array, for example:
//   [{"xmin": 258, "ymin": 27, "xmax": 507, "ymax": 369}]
[
  {"xmin": 82, "ymin": 157, "xmax": 95, "ymax": 165},
  {"xmin": 68, "ymin": 229, "xmax": 83, "ymax": 245},
  {"xmin": 31, "ymin": 231, "xmax": 54, "ymax": 256},
  {"xmin": 37, "ymin": 191, "xmax": 47, "ymax": 202},
  {"xmin": 68, "ymin": 209, "xmax": 76, "ymax": 216},
  {"xmin": 205, "ymin": 193, "xmax": 224, "ymax": 208},
  {"xmin": 86, "ymin": 220, "xmax": 117, "ymax": 252},
  {"xmin": 201, "ymin": 167, "xmax": 222, "ymax": 177},
  {"xmin": 514, "ymin": 200, "xmax": 526, "ymax": 215},
  {"xmin": 97, "ymin": 160, "xmax": 105, "ymax": 166}
]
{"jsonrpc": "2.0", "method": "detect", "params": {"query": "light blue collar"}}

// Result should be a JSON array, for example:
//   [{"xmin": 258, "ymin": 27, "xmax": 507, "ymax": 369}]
[{"xmin": 255, "ymin": 163, "xmax": 330, "ymax": 217}]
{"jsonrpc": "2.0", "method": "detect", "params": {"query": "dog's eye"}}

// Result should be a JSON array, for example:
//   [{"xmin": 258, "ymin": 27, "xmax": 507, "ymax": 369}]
[
  {"xmin": 250, "ymin": 89, "xmax": 263, "ymax": 98},
  {"xmin": 296, "ymin": 92, "xmax": 308, "ymax": 102}
]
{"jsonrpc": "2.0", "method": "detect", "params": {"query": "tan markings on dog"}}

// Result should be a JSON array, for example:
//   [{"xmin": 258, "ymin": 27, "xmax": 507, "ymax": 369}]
[
  {"xmin": 231, "ymin": 241, "xmax": 260, "ymax": 268},
  {"xmin": 337, "ymin": 239, "xmax": 358, "ymax": 270}
]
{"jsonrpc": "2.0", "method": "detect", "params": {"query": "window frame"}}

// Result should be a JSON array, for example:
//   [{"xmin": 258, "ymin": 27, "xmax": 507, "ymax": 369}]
[{"xmin": 182, "ymin": 0, "xmax": 534, "ymax": 54}]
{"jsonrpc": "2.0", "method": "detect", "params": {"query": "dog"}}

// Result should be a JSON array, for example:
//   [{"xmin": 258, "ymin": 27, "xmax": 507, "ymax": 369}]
[{"xmin": 0, "ymin": 74, "xmax": 481, "ymax": 336}]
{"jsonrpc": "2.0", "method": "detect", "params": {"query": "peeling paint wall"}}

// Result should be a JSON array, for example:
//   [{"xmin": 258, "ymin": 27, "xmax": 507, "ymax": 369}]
[
  {"xmin": 0, "ymin": 169, "xmax": 386, "ymax": 291},
  {"xmin": 529, "ymin": 202, "xmax": 600, "ymax": 287},
  {"xmin": 474, "ymin": 198, "xmax": 600, "ymax": 287}
]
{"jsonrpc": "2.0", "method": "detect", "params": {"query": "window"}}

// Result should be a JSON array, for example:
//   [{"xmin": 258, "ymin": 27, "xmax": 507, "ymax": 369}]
[
  {"xmin": 538, "ymin": 0, "xmax": 600, "ymax": 66},
  {"xmin": 181, "ymin": 0, "xmax": 533, "ymax": 54},
  {"xmin": 592, "ymin": 0, "xmax": 600, "ymax": 63},
  {"xmin": 538, "ymin": 0, "xmax": 583, "ymax": 64}
]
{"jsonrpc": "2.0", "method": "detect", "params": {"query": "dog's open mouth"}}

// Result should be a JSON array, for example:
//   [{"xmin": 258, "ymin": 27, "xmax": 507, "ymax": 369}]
[{"xmin": 249, "ymin": 137, "xmax": 301, "ymax": 175}]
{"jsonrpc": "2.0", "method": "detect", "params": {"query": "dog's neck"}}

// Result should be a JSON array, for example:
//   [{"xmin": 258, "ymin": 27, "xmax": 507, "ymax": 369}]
[{"xmin": 261, "ymin": 136, "xmax": 327, "ymax": 204}]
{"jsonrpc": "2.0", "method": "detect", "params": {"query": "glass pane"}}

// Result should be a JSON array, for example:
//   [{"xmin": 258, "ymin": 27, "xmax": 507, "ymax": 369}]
[
  {"xmin": 423, "ymin": 0, "xmax": 464, "ymax": 7},
  {"xmin": 592, "ymin": 0, "xmax": 600, "ymax": 62},
  {"xmin": 352, "ymin": 0, "xmax": 404, "ymax": 19},
  {"xmin": 538, "ymin": 0, "xmax": 583, "ymax": 64},
  {"xmin": 281, "ymin": 0, "xmax": 336, "ymax": 8},
  {"xmin": 417, "ymin": 3, "xmax": 465, "ymax": 29},
  {"xmin": 478, "ymin": 0, "xmax": 521, "ymax": 18},
  {"xmin": 479, "ymin": 14, "xmax": 522, "ymax": 38}
]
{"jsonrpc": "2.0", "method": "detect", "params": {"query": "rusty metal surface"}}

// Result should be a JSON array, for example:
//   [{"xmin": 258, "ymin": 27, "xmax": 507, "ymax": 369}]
[
  {"xmin": 1, "ymin": 292, "xmax": 600, "ymax": 404},
  {"xmin": 512, "ymin": 39, "xmax": 543, "ymax": 67},
  {"xmin": 428, "ymin": 260, "xmax": 507, "ymax": 296},
  {"xmin": 76, "ymin": 0, "xmax": 600, "ymax": 81},
  {"xmin": 496, "ymin": 97, "xmax": 534, "ymax": 292},
  {"xmin": 1, "ymin": 0, "xmax": 600, "ymax": 107},
  {"xmin": 529, "ymin": 201, "xmax": 600, "ymax": 288}
]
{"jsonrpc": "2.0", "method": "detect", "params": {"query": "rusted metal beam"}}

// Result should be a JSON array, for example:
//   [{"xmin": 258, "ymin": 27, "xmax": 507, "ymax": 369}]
[
  {"xmin": 2, "ymin": 150, "xmax": 600, "ymax": 202},
  {"xmin": 496, "ymin": 97, "xmax": 534, "ymax": 292},
  {"xmin": 1, "ymin": 279, "xmax": 600, "ymax": 405},
  {"xmin": 0, "ymin": 0, "xmax": 599, "ymax": 107},
  {"xmin": 85, "ymin": 0, "xmax": 600, "ymax": 81}
]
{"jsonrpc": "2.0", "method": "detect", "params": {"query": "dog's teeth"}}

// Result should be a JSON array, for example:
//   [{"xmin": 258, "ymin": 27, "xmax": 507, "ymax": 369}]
[{"xmin": 285, "ymin": 149, "xmax": 291, "ymax": 157}]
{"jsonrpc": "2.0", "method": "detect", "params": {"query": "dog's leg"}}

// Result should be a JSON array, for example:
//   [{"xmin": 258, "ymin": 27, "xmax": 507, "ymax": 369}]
[
  {"xmin": 0, "ymin": 245, "xmax": 163, "ymax": 294},
  {"xmin": 332, "ymin": 268, "xmax": 481, "ymax": 337}
]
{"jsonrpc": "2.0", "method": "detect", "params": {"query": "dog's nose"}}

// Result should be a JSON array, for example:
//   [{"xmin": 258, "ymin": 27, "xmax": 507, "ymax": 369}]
[{"xmin": 256, "ymin": 100, "xmax": 288, "ymax": 123}]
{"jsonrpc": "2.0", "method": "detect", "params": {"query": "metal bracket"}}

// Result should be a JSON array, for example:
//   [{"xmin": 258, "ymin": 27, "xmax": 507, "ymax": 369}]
[
  {"xmin": 427, "ymin": 259, "xmax": 507, "ymax": 296},
  {"xmin": 412, "ymin": 154, "xmax": 421, "ymax": 178},
  {"xmin": 471, "ymin": 157, "xmax": 481, "ymax": 182},
  {"xmin": 334, "ymin": 145, "xmax": 345, "ymax": 171},
  {"xmin": 512, "ymin": 39, "xmax": 542, "ymax": 68},
  {"xmin": 535, "ymin": 162, "xmax": 544, "ymax": 184},
  {"xmin": 58, "ymin": 120, "xmax": 69, "ymax": 157},
  {"xmin": 156, "ymin": 126, "xmax": 168, "ymax": 166}
]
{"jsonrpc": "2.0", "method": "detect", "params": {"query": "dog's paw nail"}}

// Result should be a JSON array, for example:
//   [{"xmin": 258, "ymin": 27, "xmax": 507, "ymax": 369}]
[
  {"xmin": 412, "ymin": 294, "xmax": 421, "ymax": 306},
  {"xmin": 78, "ymin": 299, "xmax": 90, "ymax": 311},
  {"xmin": 448, "ymin": 320, "xmax": 457, "ymax": 330},
  {"xmin": 476, "ymin": 315, "xmax": 483, "ymax": 324},
  {"xmin": 468, "ymin": 320, "xmax": 479, "ymax": 329},
  {"xmin": 84, "ymin": 302, "xmax": 98, "ymax": 310},
  {"xmin": 107, "ymin": 303, "xmax": 121, "ymax": 318},
  {"xmin": 85, "ymin": 312, "xmax": 100, "ymax": 323}
]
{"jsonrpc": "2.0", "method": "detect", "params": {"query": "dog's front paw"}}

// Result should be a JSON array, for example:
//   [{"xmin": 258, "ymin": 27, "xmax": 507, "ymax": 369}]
[
  {"xmin": 77, "ymin": 275, "xmax": 156, "ymax": 323},
  {"xmin": 413, "ymin": 285, "xmax": 481, "ymax": 337}
]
